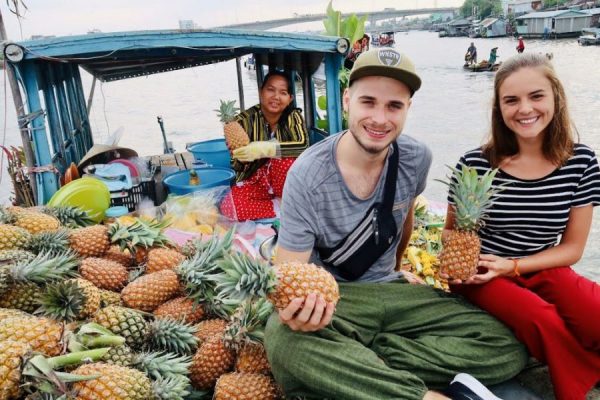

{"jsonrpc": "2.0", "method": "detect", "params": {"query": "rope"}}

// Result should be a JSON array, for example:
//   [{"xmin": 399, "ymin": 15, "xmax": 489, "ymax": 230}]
[{"xmin": 21, "ymin": 164, "xmax": 59, "ymax": 175}]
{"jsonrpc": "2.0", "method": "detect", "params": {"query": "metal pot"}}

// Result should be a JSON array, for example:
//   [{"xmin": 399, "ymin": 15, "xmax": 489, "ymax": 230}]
[{"xmin": 259, "ymin": 235, "xmax": 277, "ymax": 261}]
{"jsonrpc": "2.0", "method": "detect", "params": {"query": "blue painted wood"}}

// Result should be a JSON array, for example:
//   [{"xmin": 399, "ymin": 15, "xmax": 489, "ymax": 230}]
[
  {"xmin": 40, "ymin": 65, "xmax": 67, "ymax": 172},
  {"xmin": 324, "ymin": 53, "xmax": 343, "ymax": 134},
  {"xmin": 21, "ymin": 63, "xmax": 58, "ymax": 204}
]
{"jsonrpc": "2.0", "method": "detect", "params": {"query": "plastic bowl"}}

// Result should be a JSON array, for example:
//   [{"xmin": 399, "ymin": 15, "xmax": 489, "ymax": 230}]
[
  {"xmin": 163, "ymin": 167, "xmax": 235, "ymax": 195},
  {"xmin": 187, "ymin": 138, "xmax": 231, "ymax": 168}
]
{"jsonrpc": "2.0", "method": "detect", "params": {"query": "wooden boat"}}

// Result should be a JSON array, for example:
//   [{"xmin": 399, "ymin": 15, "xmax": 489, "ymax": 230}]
[
  {"xmin": 2, "ymin": 29, "xmax": 350, "ymax": 205},
  {"xmin": 463, "ymin": 61, "xmax": 501, "ymax": 72}
]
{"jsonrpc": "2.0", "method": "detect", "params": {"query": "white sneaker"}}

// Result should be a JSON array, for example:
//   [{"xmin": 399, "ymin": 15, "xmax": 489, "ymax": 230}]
[{"xmin": 445, "ymin": 373, "xmax": 503, "ymax": 400}]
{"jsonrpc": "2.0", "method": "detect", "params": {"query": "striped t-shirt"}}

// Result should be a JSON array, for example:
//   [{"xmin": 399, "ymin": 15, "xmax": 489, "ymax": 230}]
[{"xmin": 449, "ymin": 145, "xmax": 600, "ymax": 258}]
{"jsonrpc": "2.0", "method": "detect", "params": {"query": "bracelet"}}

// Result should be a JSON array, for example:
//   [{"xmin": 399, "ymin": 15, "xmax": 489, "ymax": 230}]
[{"xmin": 512, "ymin": 258, "xmax": 521, "ymax": 277}]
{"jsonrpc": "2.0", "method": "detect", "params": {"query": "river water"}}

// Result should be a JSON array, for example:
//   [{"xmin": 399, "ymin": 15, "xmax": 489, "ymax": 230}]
[{"xmin": 1, "ymin": 31, "xmax": 598, "ymax": 280}]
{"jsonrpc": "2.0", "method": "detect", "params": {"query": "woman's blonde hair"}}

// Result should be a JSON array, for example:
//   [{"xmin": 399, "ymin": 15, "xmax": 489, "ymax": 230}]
[{"xmin": 483, "ymin": 53, "xmax": 575, "ymax": 167}]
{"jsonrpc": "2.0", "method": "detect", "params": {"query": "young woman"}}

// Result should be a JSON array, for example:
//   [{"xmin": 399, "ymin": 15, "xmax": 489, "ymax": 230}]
[{"xmin": 444, "ymin": 53, "xmax": 600, "ymax": 399}]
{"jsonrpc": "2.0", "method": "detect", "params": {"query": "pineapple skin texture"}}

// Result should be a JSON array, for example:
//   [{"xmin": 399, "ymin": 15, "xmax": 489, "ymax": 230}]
[
  {"xmin": 269, "ymin": 263, "xmax": 340, "ymax": 310},
  {"xmin": 154, "ymin": 297, "xmax": 205, "ymax": 324},
  {"xmin": 214, "ymin": 372, "xmax": 282, "ymax": 400},
  {"xmin": 72, "ymin": 363, "xmax": 153, "ymax": 400},
  {"xmin": 224, "ymin": 121, "xmax": 250, "ymax": 151},
  {"xmin": 13, "ymin": 212, "xmax": 60, "ymax": 234},
  {"xmin": 103, "ymin": 245, "xmax": 133, "ymax": 268},
  {"xmin": 80, "ymin": 258, "xmax": 128, "ymax": 292},
  {"xmin": 235, "ymin": 343, "xmax": 271, "ymax": 375},
  {"xmin": 190, "ymin": 336, "xmax": 235, "ymax": 390},
  {"xmin": 93, "ymin": 306, "xmax": 149, "ymax": 350},
  {"xmin": 0, "ymin": 225, "xmax": 31, "ymax": 251},
  {"xmin": 0, "ymin": 340, "xmax": 30, "ymax": 400},
  {"xmin": 146, "ymin": 248, "xmax": 185, "ymax": 274},
  {"xmin": 439, "ymin": 230, "xmax": 481, "ymax": 281},
  {"xmin": 69, "ymin": 225, "xmax": 110, "ymax": 258},
  {"xmin": 0, "ymin": 315, "xmax": 63, "ymax": 356},
  {"xmin": 194, "ymin": 318, "xmax": 227, "ymax": 344},
  {"xmin": 121, "ymin": 269, "xmax": 180, "ymax": 312}
]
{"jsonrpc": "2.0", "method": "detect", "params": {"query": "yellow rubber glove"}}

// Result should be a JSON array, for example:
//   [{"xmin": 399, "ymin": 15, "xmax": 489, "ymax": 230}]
[{"xmin": 232, "ymin": 141, "xmax": 278, "ymax": 162}]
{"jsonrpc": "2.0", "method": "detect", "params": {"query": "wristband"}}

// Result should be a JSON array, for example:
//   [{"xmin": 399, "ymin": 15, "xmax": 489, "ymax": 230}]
[{"xmin": 512, "ymin": 258, "xmax": 521, "ymax": 277}]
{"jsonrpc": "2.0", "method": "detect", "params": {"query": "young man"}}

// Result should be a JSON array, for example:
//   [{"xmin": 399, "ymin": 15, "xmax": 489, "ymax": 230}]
[{"xmin": 264, "ymin": 48, "xmax": 528, "ymax": 400}]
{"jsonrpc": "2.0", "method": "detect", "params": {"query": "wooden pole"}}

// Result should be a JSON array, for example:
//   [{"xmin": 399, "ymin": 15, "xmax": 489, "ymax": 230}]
[{"xmin": 0, "ymin": 8, "xmax": 38, "ymax": 204}]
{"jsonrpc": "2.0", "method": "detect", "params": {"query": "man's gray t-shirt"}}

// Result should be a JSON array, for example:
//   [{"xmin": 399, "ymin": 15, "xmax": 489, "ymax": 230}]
[{"xmin": 278, "ymin": 133, "xmax": 432, "ymax": 282}]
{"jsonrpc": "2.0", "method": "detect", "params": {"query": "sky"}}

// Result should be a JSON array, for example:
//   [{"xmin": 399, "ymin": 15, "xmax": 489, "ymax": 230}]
[{"xmin": 0, "ymin": 0, "xmax": 463, "ymax": 40}]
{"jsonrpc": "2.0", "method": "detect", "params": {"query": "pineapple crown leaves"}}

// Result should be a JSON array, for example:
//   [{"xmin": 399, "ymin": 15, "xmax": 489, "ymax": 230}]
[
  {"xmin": 148, "ymin": 318, "xmax": 199, "ymax": 355},
  {"xmin": 37, "ymin": 280, "xmax": 87, "ymax": 322},
  {"xmin": 211, "ymin": 252, "xmax": 276, "ymax": 303},
  {"xmin": 214, "ymin": 99, "xmax": 240, "ymax": 124},
  {"xmin": 10, "ymin": 251, "xmax": 79, "ymax": 284},
  {"xmin": 223, "ymin": 297, "xmax": 274, "ymax": 348},
  {"xmin": 0, "ymin": 205, "xmax": 16, "ymax": 224},
  {"xmin": 151, "ymin": 375, "xmax": 192, "ymax": 400},
  {"xmin": 108, "ymin": 218, "xmax": 172, "ymax": 253},
  {"xmin": 131, "ymin": 351, "xmax": 192, "ymax": 381},
  {"xmin": 436, "ymin": 164, "xmax": 504, "ymax": 231},
  {"xmin": 42, "ymin": 206, "xmax": 94, "ymax": 228},
  {"xmin": 26, "ymin": 228, "xmax": 71, "ymax": 256}
]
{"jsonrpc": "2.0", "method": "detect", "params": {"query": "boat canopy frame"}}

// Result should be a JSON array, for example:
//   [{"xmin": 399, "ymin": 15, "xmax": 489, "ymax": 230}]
[{"xmin": 4, "ymin": 29, "xmax": 349, "ymax": 204}]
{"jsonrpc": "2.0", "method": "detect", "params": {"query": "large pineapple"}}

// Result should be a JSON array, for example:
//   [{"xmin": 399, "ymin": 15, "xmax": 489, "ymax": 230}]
[
  {"xmin": 212, "ymin": 253, "xmax": 340, "ymax": 310},
  {"xmin": 71, "ymin": 363, "xmax": 153, "ymax": 400},
  {"xmin": 189, "ymin": 335, "xmax": 235, "ymax": 390},
  {"xmin": 214, "ymin": 372, "xmax": 283, "ymax": 400},
  {"xmin": 121, "ymin": 269, "xmax": 180, "ymax": 312},
  {"xmin": 0, "ymin": 314, "xmax": 64, "ymax": 356},
  {"xmin": 438, "ymin": 165, "xmax": 501, "ymax": 280},
  {"xmin": 215, "ymin": 99, "xmax": 249, "ymax": 151}
]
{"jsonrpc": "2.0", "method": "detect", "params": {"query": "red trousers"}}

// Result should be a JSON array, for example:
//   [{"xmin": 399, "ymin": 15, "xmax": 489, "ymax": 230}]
[
  {"xmin": 220, "ymin": 157, "xmax": 295, "ymax": 221},
  {"xmin": 452, "ymin": 267, "xmax": 600, "ymax": 400}
]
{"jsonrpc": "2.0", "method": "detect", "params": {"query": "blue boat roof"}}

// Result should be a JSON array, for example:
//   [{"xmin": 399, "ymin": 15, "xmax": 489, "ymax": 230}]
[{"xmin": 14, "ymin": 29, "xmax": 348, "ymax": 82}]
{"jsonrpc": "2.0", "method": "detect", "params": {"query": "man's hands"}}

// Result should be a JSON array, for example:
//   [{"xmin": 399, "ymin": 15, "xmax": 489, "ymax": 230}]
[
  {"xmin": 278, "ymin": 293, "xmax": 335, "ymax": 332},
  {"xmin": 232, "ymin": 141, "xmax": 278, "ymax": 162}
]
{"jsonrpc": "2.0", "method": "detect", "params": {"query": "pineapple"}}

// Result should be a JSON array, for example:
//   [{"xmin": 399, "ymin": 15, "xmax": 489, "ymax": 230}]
[
  {"xmin": 25, "ymin": 229, "xmax": 70, "ymax": 255},
  {"xmin": 215, "ymin": 99, "xmax": 249, "ymax": 151},
  {"xmin": 189, "ymin": 335, "xmax": 235, "ymax": 390},
  {"xmin": 195, "ymin": 318, "xmax": 228, "ymax": 344},
  {"xmin": 0, "ymin": 340, "xmax": 30, "ymax": 400},
  {"xmin": 71, "ymin": 363, "xmax": 153, "ymax": 400},
  {"xmin": 93, "ymin": 306, "xmax": 149, "ymax": 350},
  {"xmin": 0, "ymin": 314, "xmax": 64, "ymax": 356},
  {"xmin": 0, "ymin": 224, "xmax": 31, "ymax": 251},
  {"xmin": 235, "ymin": 343, "xmax": 271, "ymax": 375},
  {"xmin": 69, "ymin": 224, "xmax": 110, "ymax": 258},
  {"xmin": 98, "ymin": 288, "xmax": 123, "ymax": 307},
  {"xmin": 214, "ymin": 372, "xmax": 283, "ymax": 400},
  {"xmin": 438, "ymin": 165, "xmax": 501, "ymax": 280},
  {"xmin": 80, "ymin": 257, "xmax": 129, "ymax": 292},
  {"xmin": 121, "ymin": 269, "xmax": 180, "ymax": 312},
  {"xmin": 0, "ymin": 249, "xmax": 35, "ymax": 264},
  {"xmin": 212, "ymin": 253, "xmax": 340, "ymax": 310},
  {"xmin": 154, "ymin": 297, "xmax": 206, "ymax": 324},
  {"xmin": 146, "ymin": 247, "xmax": 185, "ymax": 273},
  {"xmin": 13, "ymin": 211, "xmax": 60, "ymax": 234},
  {"xmin": 101, "ymin": 344, "xmax": 134, "ymax": 367},
  {"xmin": 38, "ymin": 278, "xmax": 101, "ymax": 322}
]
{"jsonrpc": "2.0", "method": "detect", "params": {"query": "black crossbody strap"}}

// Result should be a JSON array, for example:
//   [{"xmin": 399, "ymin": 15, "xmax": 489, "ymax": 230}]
[{"xmin": 383, "ymin": 141, "xmax": 399, "ymax": 213}]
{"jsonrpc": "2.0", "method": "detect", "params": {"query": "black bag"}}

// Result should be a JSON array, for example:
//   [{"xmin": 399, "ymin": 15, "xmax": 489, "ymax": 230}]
[{"xmin": 317, "ymin": 141, "xmax": 399, "ymax": 281}]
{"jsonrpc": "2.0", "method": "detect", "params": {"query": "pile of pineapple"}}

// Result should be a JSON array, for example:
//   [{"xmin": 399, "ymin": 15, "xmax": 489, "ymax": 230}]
[
  {"xmin": 400, "ymin": 200, "xmax": 450, "ymax": 291},
  {"xmin": 0, "ymin": 204, "xmax": 339, "ymax": 400}
]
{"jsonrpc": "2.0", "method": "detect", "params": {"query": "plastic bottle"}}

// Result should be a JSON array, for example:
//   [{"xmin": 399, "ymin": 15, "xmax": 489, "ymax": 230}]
[{"xmin": 188, "ymin": 169, "xmax": 200, "ymax": 185}]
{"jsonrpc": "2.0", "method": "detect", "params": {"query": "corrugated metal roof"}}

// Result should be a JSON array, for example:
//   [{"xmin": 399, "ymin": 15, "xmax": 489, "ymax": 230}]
[
  {"xmin": 581, "ymin": 7, "xmax": 600, "ymax": 15},
  {"xmin": 516, "ymin": 9, "xmax": 589, "ymax": 18}
]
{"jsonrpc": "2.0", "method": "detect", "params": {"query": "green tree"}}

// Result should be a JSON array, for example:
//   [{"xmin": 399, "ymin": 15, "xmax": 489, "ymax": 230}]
[{"xmin": 460, "ymin": 0, "xmax": 503, "ymax": 18}]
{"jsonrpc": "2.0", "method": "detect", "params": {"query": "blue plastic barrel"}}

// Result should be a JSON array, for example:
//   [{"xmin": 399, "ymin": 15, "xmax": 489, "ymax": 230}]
[
  {"xmin": 187, "ymin": 138, "xmax": 231, "ymax": 168},
  {"xmin": 163, "ymin": 167, "xmax": 235, "ymax": 195}
]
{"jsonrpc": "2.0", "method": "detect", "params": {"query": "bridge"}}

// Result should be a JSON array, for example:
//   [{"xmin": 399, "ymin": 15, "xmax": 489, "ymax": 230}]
[{"xmin": 217, "ymin": 7, "xmax": 458, "ymax": 30}]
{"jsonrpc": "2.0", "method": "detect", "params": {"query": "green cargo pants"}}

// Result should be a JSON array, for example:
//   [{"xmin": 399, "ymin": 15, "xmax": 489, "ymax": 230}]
[{"xmin": 265, "ymin": 280, "xmax": 528, "ymax": 400}]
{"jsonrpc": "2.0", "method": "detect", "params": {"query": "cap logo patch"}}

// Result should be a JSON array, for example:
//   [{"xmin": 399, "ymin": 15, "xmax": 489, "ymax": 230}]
[{"xmin": 378, "ymin": 50, "xmax": 401, "ymax": 67}]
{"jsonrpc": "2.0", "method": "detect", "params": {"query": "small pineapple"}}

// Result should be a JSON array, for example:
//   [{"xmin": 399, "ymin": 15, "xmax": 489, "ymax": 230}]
[
  {"xmin": 71, "ymin": 363, "xmax": 154, "ymax": 400},
  {"xmin": 235, "ymin": 342, "xmax": 271, "ymax": 375},
  {"xmin": 69, "ymin": 224, "xmax": 110, "ymax": 257},
  {"xmin": 214, "ymin": 372, "xmax": 283, "ymax": 400},
  {"xmin": 215, "ymin": 99, "xmax": 249, "ymax": 151},
  {"xmin": 212, "ymin": 253, "xmax": 340, "ymax": 310},
  {"xmin": 80, "ymin": 257, "xmax": 129, "ymax": 292},
  {"xmin": 93, "ymin": 306, "xmax": 149, "ymax": 350},
  {"xmin": 101, "ymin": 344, "xmax": 134, "ymax": 367},
  {"xmin": 438, "ymin": 165, "xmax": 502, "ymax": 280},
  {"xmin": 98, "ymin": 288, "xmax": 123, "ymax": 307},
  {"xmin": 154, "ymin": 297, "xmax": 206, "ymax": 324},
  {"xmin": 146, "ymin": 247, "xmax": 185, "ymax": 273},
  {"xmin": 194, "ymin": 318, "xmax": 228, "ymax": 344},
  {"xmin": 121, "ymin": 269, "xmax": 180, "ymax": 312}
]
